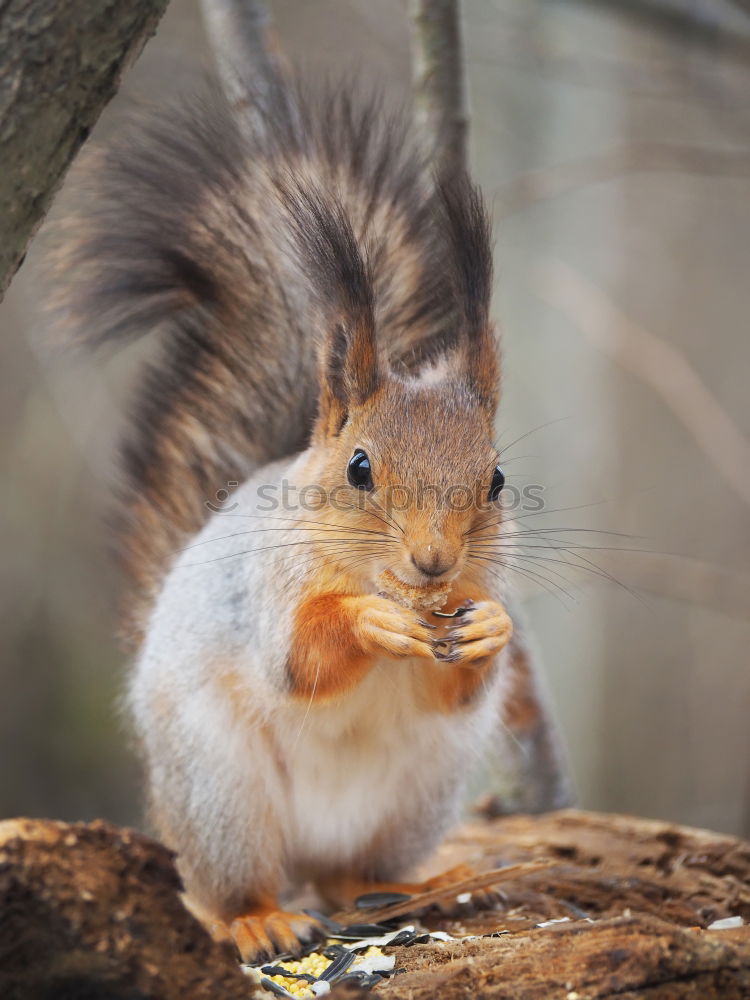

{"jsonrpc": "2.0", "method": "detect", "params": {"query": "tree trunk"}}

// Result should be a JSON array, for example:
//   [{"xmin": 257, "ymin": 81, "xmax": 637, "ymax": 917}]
[{"xmin": 0, "ymin": 0, "xmax": 170, "ymax": 300}]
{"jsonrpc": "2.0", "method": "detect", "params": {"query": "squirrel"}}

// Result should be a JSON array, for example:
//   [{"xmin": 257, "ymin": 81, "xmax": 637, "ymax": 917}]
[{"xmin": 48, "ymin": 70, "xmax": 543, "ymax": 962}]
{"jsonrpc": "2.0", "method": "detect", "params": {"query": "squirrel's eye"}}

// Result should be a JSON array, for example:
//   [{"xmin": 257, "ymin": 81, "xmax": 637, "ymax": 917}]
[
  {"xmin": 347, "ymin": 449, "xmax": 374, "ymax": 490},
  {"xmin": 488, "ymin": 466, "xmax": 505, "ymax": 502}
]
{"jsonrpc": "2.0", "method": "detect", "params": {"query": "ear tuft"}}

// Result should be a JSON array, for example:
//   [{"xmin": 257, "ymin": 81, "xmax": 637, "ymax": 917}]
[
  {"xmin": 438, "ymin": 174, "xmax": 500, "ymax": 417},
  {"xmin": 278, "ymin": 181, "xmax": 383, "ymax": 436}
]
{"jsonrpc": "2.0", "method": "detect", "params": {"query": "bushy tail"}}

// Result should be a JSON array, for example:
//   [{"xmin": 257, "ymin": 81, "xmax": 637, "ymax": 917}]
[{"xmin": 46, "ymin": 73, "xmax": 492, "ymax": 648}]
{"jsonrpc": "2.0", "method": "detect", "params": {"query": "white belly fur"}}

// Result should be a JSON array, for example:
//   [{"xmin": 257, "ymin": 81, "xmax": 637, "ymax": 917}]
[{"xmin": 278, "ymin": 655, "xmax": 498, "ymax": 874}]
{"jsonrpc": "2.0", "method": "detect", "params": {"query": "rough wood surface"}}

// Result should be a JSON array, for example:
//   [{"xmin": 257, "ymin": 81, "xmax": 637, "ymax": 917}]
[
  {"xmin": 341, "ymin": 809, "xmax": 750, "ymax": 999},
  {"xmin": 1, "ymin": 810, "xmax": 747, "ymax": 998},
  {"xmin": 0, "ymin": 0, "xmax": 169, "ymax": 300},
  {"xmin": 0, "ymin": 817, "xmax": 250, "ymax": 1000}
]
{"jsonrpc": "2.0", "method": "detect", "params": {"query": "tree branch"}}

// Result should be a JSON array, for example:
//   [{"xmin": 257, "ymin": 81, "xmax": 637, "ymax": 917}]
[
  {"xmin": 0, "ymin": 0, "xmax": 170, "ymax": 302},
  {"xmin": 199, "ymin": 0, "xmax": 280, "ymax": 108},
  {"xmin": 408, "ymin": 0, "xmax": 469, "ymax": 182},
  {"xmin": 538, "ymin": 258, "xmax": 750, "ymax": 510},
  {"xmin": 495, "ymin": 143, "xmax": 750, "ymax": 220}
]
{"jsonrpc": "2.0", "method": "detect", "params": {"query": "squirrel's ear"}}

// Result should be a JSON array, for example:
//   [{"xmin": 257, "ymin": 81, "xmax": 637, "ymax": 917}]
[
  {"xmin": 278, "ymin": 183, "xmax": 382, "ymax": 437},
  {"xmin": 315, "ymin": 316, "xmax": 384, "ymax": 437},
  {"xmin": 438, "ymin": 174, "xmax": 499, "ymax": 421},
  {"xmin": 462, "ymin": 322, "xmax": 501, "ymax": 421}
]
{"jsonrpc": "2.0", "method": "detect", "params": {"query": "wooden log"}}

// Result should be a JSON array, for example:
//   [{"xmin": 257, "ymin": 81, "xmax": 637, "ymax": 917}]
[
  {"xmin": 0, "ymin": 810, "xmax": 747, "ymax": 998},
  {"xmin": 0, "ymin": 818, "xmax": 250, "ymax": 1000},
  {"xmin": 371, "ymin": 809, "xmax": 750, "ymax": 998}
]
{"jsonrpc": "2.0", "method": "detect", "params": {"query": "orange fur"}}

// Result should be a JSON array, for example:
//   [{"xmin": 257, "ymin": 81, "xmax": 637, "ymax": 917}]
[
  {"xmin": 210, "ymin": 896, "xmax": 323, "ymax": 962},
  {"xmin": 287, "ymin": 588, "xmax": 437, "ymax": 701},
  {"xmin": 287, "ymin": 592, "xmax": 374, "ymax": 701}
]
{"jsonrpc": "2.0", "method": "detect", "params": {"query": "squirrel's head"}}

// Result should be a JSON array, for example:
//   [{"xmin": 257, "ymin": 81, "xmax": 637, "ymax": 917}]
[
  {"xmin": 310, "ymin": 300, "xmax": 504, "ymax": 592},
  {"xmin": 300, "ymin": 173, "xmax": 504, "ymax": 592},
  {"xmin": 312, "ymin": 351, "xmax": 503, "ymax": 590}
]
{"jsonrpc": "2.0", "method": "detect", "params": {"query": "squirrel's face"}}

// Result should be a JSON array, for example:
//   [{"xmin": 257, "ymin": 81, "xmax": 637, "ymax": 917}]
[{"xmin": 314, "ymin": 376, "xmax": 505, "ymax": 590}]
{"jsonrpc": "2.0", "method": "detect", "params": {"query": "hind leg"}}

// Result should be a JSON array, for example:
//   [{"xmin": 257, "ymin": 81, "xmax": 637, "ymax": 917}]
[{"xmin": 135, "ymin": 675, "xmax": 326, "ymax": 961}]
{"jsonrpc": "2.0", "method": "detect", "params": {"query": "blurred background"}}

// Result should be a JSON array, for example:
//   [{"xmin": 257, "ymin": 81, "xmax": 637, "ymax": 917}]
[{"xmin": 1, "ymin": 0, "xmax": 748, "ymax": 836}]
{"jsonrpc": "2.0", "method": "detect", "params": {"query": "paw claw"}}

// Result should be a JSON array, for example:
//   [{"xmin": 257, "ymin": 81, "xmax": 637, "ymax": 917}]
[{"xmin": 226, "ymin": 909, "xmax": 324, "ymax": 964}]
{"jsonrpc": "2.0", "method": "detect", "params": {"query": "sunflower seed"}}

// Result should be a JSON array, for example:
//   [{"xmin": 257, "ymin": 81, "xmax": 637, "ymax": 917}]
[
  {"xmin": 333, "ymin": 923, "xmax": 391, "ymax": 938},
  {"xmin": 319, "ymin": 949, "xmax": 355, "ymax": 981},
  {"xmin": 260, "ymin": 977, "xmax": 296, "ymax": 997},
  {"xmin": 387, "ymin": 928, "xmax": 418, "ymax": 946},
  {"xmin": 355, "ymin": 891, "xmax": 412, "ymax": 909},
  {"xmin": 260, "ymin": 965, "xmax": 318, "ymax": 982},
  {"xmin": 302, "ymin": 908, "xmax": 345, "ymax": 934}
]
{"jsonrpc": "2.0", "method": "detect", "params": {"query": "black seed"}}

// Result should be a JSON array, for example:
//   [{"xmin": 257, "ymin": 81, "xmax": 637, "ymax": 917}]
[
  {"xmin": 303, "ymin": 907, "xmax": 345, "ymax": 934},
  {"xmin": 335, "ymin": 971, "xmax": 370, "ymax": 985},
  {"xmin": 334, "ymin": 923, "xmax": 391, "ymax": 938},
  {"xmin": 355, "ymin": 891, "xmax": 413, "ymax": 909},
  {"xmin": 319, "ymin": 949, "xmax": 355, "ymax": 981},
  {"xmin": 260, "ymin": 966, "xmax": 318, "ymax": 982},
  {"xmin": 260, "ymin": 978, "xmax": 295, "ymax": 997},
  {"xmin": 388, "ymin": 929, "xmax": 418, "ymax": 946},
  {"xmin": 361, "ymin": 973, "xmax": 385, "ymax": 987},
  {"xmin": 322, "ymin": 944, "xmax": 349, "ymax": 959}
]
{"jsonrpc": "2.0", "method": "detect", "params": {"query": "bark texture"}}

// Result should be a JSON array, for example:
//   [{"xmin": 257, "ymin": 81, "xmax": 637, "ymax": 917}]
[
  {"xmin": 0, "ymin": 818, "xmax": 251, "ymax": 1000},
  {"xmin": 0, "ymin": 0, "xmax": 170, "ymax": 300},
  {"xmin": 342, "ymin": 809, "xmax": 750, "ymax": 999},
  {"xmin": 2, "ymin": 811, "xmax": 747, "ymax": 998}
]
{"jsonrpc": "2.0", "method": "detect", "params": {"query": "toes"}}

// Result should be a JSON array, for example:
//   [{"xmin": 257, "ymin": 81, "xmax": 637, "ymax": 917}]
[
  {"xmin": 408, "ymin": 638, "xmax": 438, "ymax": 660},
  {"xmin": 231, "ymin": 914, "xmax": 275, "ymax": 963},
  {"xmin": 361, "ymin": 609, "xmax": 437, "ymax": 659},
  {"xmin": 266, "ymin": 911, "xmax": 324, "ymax": 954},
  {"xmin": 230, "ymin": 911, "xmax": 324, "ymax": 963},
  {"xmin": 363, "ymin": 625, "xmax": 433, "ymax": 658},
  {"xmin": 450, "ymin": 617, "xmax": 510, "ymax": 643},
  {"xmin": 451, "ymin": 636, "xmax": 506, "ymax": 663},
  {"xmin": 445, "ymin": 602, "xmax": 512, "ymax": 663}
]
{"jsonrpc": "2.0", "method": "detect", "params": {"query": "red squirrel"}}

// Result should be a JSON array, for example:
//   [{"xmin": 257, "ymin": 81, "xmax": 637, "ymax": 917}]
[{"xmin": 49, "ymin": 72, "xmax": 545, "ymax": 962}]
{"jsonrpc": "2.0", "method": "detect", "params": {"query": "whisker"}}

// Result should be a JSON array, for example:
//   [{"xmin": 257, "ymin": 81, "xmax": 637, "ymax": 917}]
[
  {"xmin": 470, "ymin": 552, "xmax": 575, "ymax": 606},
  {"xmin": 179, "ymin": 537, "xmax": 392, "ymax": 569},
  {"xmin": 470, "ymin": 549, "xmax": 580, "ymax": 597},
  {"xmin": 494, "ymin": 416, "xmax": 572, "ymax": 457},
  {"xmin": 471, "ymin": 541, "xmax": 646, "ymax": 605}
]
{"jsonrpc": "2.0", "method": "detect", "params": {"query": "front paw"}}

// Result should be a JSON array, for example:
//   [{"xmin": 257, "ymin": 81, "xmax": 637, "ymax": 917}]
[
  {"xmin": 442, "ymin": 600, "xmax": 513, "ymax": 664},
  {"xmin": 353, "ymin": 595, "xmax": 436, "ymax": 660}
]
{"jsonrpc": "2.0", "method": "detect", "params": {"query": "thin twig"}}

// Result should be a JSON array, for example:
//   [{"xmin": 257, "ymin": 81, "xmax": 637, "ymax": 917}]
[
  {"xmin": 199, "ymin": 0, "xmax": 280, "ymax": 107},
  {"xmin": 334, "ymin": 859, "xmax": 557, "ymax": 926},
  {"xmin": 408, "ymin": 0, "xmax": 469, "ymax": 182},
  {"xmin": 537, "ymin": 258, "xmax": 750, "ymax": 510},
  {"xmin": 495, "ymin": 144, "xmax": 750, "ymax": 220}
]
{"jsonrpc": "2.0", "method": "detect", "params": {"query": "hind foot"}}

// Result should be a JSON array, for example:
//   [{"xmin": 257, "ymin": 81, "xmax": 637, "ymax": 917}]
[{"xmin": 212, "ymin": 904, "xmax": 325, "ymax": 964}]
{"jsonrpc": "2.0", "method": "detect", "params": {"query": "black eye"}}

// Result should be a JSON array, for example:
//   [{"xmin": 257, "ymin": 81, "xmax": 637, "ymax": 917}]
[
  {"xmin": 488, "ymin": 466, "xmax": 505, "ymax": 502},
  {"xmin": 347, "ymin": 449, "xmax": 373, "ymax": 490}
]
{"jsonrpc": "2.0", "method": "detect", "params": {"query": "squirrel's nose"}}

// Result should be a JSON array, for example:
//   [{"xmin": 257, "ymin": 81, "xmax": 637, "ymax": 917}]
[{"xmin": 411, "ymin": 549, "xmax": 456, "ymax": 578}]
